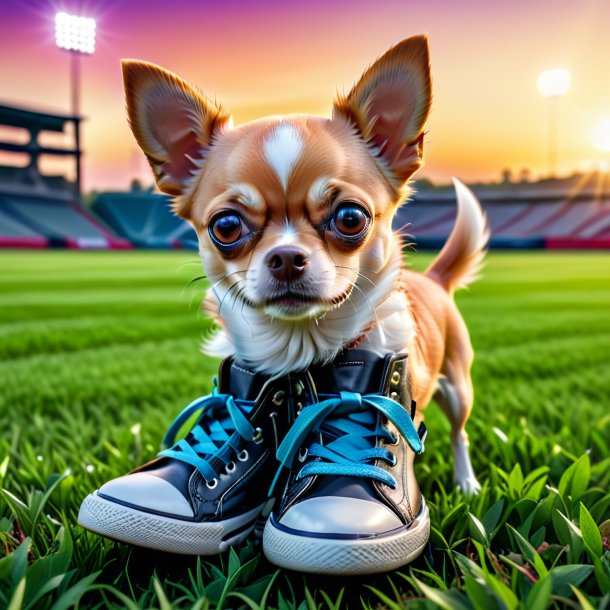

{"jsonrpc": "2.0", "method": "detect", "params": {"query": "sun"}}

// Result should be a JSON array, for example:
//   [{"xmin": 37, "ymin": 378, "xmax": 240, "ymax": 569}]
[{"xmin": 593, "ymin": 120, "xmax": 610, "ymax": 153}]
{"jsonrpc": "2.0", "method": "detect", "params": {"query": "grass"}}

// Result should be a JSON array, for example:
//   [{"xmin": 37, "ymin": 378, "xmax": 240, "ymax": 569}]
[{"xmin": 0, "ymin": 249, "xmax": 609, "ymax": 610}]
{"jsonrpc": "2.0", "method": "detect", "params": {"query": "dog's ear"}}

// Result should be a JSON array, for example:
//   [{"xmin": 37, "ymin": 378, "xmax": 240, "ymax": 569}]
[
  {"xmin": 122, "ymin": 60, "xmax": 232, "ymax": 206},
  {"xmin": 333, "ymin": 35, "xmax": 432, "ymax": 188}
]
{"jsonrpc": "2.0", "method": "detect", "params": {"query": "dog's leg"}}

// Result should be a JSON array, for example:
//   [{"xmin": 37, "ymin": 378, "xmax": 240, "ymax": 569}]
[{"xmin": 434, "ymin": 375, "xmax": 480, "ymax": 494}]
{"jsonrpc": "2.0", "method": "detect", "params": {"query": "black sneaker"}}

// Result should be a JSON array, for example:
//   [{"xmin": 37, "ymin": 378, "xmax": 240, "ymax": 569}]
[
  {"xmin": 78, "ymin": 357, "xmax": 312, "ymax": 555},
  {"xmin": 263, "ymin": 350, "xmax": 429, "ymax": 575}
]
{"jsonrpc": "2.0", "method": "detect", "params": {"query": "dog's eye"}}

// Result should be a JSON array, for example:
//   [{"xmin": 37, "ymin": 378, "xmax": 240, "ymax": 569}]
[
  {"xmin": 332, "ymin": 203, "xmax": 370, "ymax": 237},
  {"xmin": 210, "ymin": 213, "xmax": 246, "ymax": 245}
]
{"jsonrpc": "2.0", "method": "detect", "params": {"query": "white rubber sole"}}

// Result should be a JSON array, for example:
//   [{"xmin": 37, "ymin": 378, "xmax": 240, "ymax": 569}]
[
  {"xmin": 78, "ymin": 491, "xmax": 265, "ymax": 555},
  {"xmin": 263, "ymin": 499, "xmax": 430, "ymax": 575}
]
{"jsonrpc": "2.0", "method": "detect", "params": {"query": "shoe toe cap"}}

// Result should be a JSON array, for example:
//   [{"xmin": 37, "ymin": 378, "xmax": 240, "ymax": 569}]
[
  {"xmin": 99, "ymin": 472, "xmax": 194, "ymax": 518},
  {"xmin": 279, "ymin": 496, "xmax": 402, "ymax": 535}
]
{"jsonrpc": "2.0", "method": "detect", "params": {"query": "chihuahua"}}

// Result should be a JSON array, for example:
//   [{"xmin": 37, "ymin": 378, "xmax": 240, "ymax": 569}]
[{"xmin": 122, "ymin": 35, "xmax": 488, "ymax": 493}]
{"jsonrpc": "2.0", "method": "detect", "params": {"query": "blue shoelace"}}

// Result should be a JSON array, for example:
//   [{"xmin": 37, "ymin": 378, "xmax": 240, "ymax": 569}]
[
  {"xmin": 271, "ymin": 391, "xmax": 424, "ymax": 492},
  {"xmin": 159, "ymin": 388, "xmax": 257, "ymax": 483}
]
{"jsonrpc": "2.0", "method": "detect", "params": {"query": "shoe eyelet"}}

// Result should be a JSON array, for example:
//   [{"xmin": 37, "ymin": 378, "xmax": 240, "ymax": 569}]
[
  {"xmin": 206, "ymin": 478, "xmax": 218, "ymax": 489},
  {"xmin": 272, "ymin": 390, "xmax": 285, "ymax": 406},
  {"xmin": 252, "ymin": 427, "xmax": 263, "ymax": 444},
  {"xmin": 225, "ymin": 461, "xmax": 236, "ymax": 474},
  {"xmin": 390, "ymin": 455, "xmax": 397, "ymax": 467},
  {"xmin": 238, "ymin": 449, "xmax": 249, "ymax": 462},
  {"xmin": 389, "ymin": 433, "xmax": 399, "ymax": 446},
  {"xmin": 298, "ymin": 447, "xmax": 308, "ymax": 463},
  {"xmin": 296, "ymin": 402, "xmax": 303, "ymax": 415}
]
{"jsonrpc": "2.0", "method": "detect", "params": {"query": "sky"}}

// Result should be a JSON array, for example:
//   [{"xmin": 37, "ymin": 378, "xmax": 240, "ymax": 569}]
[{"xmin": 1, "ymin": 0, "xmax": 610, "ymax": 192}]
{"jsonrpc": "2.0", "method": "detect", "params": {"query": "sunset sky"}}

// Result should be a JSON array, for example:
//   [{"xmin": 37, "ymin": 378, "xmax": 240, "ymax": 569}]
[{"xmin": 1, "ymin": 0, "xmax": 610, "ymax": 191}]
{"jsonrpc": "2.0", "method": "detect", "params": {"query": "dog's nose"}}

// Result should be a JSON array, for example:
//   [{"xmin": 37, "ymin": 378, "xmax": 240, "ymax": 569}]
[{"xmin": 265, "ymin": 246, "xmax": 308, "ymax": 282}]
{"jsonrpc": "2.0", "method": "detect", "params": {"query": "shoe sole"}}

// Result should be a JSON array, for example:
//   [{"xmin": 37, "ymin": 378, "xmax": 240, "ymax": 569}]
[
  {"xmin": 263, "ymin": 499, "xmax": 430, "ymax": 575},
  {"xmin": 78, "ymin": 491, "xmax": 266, "ymax": 555}
]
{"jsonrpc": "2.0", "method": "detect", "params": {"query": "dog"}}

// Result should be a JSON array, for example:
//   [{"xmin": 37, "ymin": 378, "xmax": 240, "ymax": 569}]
[{"xmin": 121, "ymin": 34, "xmax": 488, "ymax": 494}]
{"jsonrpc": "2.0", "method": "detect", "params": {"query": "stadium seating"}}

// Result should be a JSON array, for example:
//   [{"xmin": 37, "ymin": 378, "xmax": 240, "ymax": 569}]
[
  {"xmin": 92, "ymin": 190, "xmax": 197, "ymax": 248},
  {"xmin": 395, "ymin": 176, "xmax": 610, "ymax": 249},
  {"xmin": 3, "ymin": 185, "xmax": 605, "ymax": 251},
  {"xmin": 0, "ymin": 195, "xmax": 130, "ymax": 249},
  {"xmin": 0, "ymin": 102, "xmax": 131, "ymax": 249},
  {"xmin": 2, "ymin": 173, "xmax": 610, "ymax": 251},
  {"xmin": 4, "ymin": 101, "xmax": 605, "ymax": 250},
  {"xmin": 0, "ymin": 204, "xmax": 47, "ymax": 248}
]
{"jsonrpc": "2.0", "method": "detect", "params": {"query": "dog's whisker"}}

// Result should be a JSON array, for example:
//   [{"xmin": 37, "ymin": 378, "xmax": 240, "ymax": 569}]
[
  {"xmin": 340, "ymin": 287, "xmax": 359, "ymax": 317},
  {"xmin": 184, "ymin": 274, "xmax": 208, "ymax": 289},
  {"xmin": 179, "ymin": 275, "xmax": 208, "ymax": 303},
  {"xmin": 392, "ymin": 220, "xmax": 413, "ymax": 235},
  {"xmin": 218, "ymin": 278, "xmax": 245, "ymax": 317},
  {"xmin": 231, "ymin": 283, "xmax": 253, "ymax": 313},
  {"xmin": 333, "ymin": 265, "xmax": 376, "ymax": 288},
  {"xmin": 351, "ymin": 281, "xmax": 382, "ymax": 330},
  {"xmin": 328, "ymin": 266, "xmax": 380, "ymax": 330},
  {"xmin": 176, "ymin": 259, "xmax": 205, "ymax": 272},
  {"xmin": 239, "ymin": 290, "xmax": 256, "ymax": 338},
  {"xmin": 210, "ymin": 271, "xmax": 249, "ymax": 307},
  {"xmin": 230, "ymin": 285, "xmax": 241, "ymax": 311},
  {"xmin": 210, "ymin": 269, "xmax": 248, "ymax": 293}
]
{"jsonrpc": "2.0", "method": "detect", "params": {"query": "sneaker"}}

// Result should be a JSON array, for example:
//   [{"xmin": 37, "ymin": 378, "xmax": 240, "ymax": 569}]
[
  {"xmin": 78, "ymin": 357, "xmax": 312, "ymax": 555},
  {"xmin": 263, "ymin": 350, "xmax": 429, "ymax": 575}
]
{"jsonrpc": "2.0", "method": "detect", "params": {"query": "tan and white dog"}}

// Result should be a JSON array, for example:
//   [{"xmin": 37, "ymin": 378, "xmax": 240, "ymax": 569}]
[{"xmin": 122, "ymin": 35, "xmax": 488, "ymax": 493}]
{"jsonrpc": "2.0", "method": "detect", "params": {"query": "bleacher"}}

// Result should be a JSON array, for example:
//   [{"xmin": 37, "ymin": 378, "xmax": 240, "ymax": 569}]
[
  {"xmin": 0, "ymin": 194, "xmax": 129, "ymax": 248},
  {"xmin": 0, "ymin": 102, "xmax": 129, "ymax": 249},
  {"xmin": 0, "ymin": 202, "xmax": 47, "ymax": 248},
  {"xmin": 92, "ymin": 189, "xmax": 196, "ymax": 249},
  {"xmin": 397, "ymin": 174, "xmax": 610, "ymax": 250},
  {"xmin": 90, "ymin": 180, "xmax": 609, "ymax": 251},
  {"xmin": 3, "ymin": 178, "xmax": 610, "ymax": 251},
  {"xmin": 0, "ymin": 98, "xmax": 608, "ymax": 250}
]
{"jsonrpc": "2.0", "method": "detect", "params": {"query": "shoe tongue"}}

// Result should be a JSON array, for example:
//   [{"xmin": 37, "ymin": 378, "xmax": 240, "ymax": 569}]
[
  {"xmin": 321, "ymin": 408, "xmax": 377, "ymax": 442},
  {"xmin": 217, "ymin": 358, "xmax": 272, "ymax": 401},
  {"xmin": 308, "ymin": 474, "xmax": 382, "ymax": 502},
  {"xmin": 309, "ymin": 349, "xmax": 388, "ymax": 395},
  {"xmin": 218, "ymin": 350, "xmax": 390, "ymax": 399},
  {"xmin": 308, "ymin": 350, "xmax": 393, "ymax": 478},
  {"xmin": 183, "ymin": 358, "xmax": 265, "ymax": 459}
]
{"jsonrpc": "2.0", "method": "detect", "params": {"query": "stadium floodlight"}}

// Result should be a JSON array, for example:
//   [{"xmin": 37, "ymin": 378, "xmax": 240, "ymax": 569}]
[
  {"xmin": 54, "ymin": 11, "xmax": 96, "ymax": 200},
  {"xmin": 538, "ymin": 69, "xmax": 571, "ymax": 177},
  {"xmin": 537, "ymin": 69, "xmax": 571, "ymax": 98},
  {"xmin": 55, "ymin": 12, "xmax": 96, "ymax": 55},
  {"xmin": 54, "ymin": 11, "xmax": 96, "ymax": 116},
  {"xmin": 593, "ymin": 120, "xmax": 610, "ymax": 153}
]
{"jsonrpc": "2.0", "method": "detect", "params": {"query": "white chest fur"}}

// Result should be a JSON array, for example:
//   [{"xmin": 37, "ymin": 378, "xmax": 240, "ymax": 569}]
[{"xmin": 202, "ymin": 248, "xmax": 414, "ymax": 375}]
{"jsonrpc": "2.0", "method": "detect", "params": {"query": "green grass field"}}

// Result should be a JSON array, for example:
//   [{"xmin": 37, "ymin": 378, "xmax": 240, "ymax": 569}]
[{"xmin": 1, "ymin": 250, "xmax": 609, "ymax": 610}]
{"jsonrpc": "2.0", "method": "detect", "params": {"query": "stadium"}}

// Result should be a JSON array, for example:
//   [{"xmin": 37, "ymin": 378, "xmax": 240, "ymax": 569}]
[
  {"xmin": 1, "ymin": 2, "xmax": 609, "ymax": 610},
  {"xmin": 2, "ymin": 101, "xmax": 610, "ymax": 250}
]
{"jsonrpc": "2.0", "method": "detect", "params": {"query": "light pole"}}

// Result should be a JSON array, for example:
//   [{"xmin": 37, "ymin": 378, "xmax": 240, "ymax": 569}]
[
  {"xmin": 593, "ymin": 120, "xmax": 610, "ymax": 188},
  {"xmin": 593, "ymin": 120, "xmax": 610, "ymax": 154},
  {"xmin": 537, "ymin": 69, "xmax": 570, "ymax": 178},
  {"xmin": 55, "ymin": 11, "xmax": 96, "ymax": 198}
]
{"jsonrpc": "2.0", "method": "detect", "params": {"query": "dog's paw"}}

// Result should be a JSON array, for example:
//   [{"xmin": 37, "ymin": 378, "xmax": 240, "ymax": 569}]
[{"xmin": 456, "ymin": 476, "xmax": 481, "ymax": 495}]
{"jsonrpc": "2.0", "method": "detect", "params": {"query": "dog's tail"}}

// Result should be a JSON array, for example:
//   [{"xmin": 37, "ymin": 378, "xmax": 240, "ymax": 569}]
[{"xmin": 425, "ymin": 178, "xmax": 489, "ymax": 294}]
